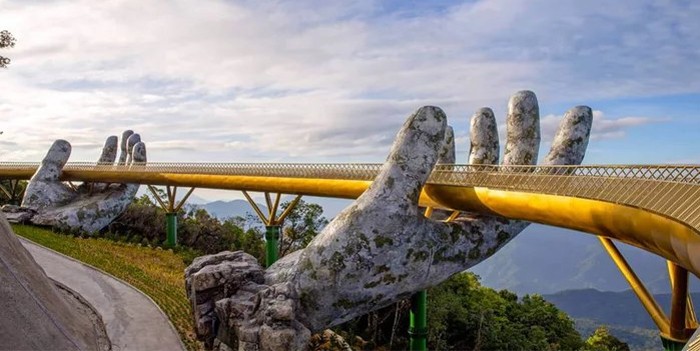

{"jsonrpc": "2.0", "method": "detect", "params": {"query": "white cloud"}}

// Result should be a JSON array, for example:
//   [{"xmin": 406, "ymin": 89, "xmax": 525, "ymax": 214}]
[
  {"xmin": 0, "ymin": 0, "xmax": 697, "ymax": 163},
  {"xmin": 540, "ymin": 110, "xmax": 663, "ymax": 142}
]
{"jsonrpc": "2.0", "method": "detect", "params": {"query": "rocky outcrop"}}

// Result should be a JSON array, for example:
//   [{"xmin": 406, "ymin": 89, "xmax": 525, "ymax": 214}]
[
  {"xmin": 1, "ymin": 204, "xmax": 36, "ymax": 223},
  {"xmin": 185, "ymin": 251, "xmax": 310, "ymax": 350},
  {"xmin": 186, "ymin": 91, "xmax": 594, "ymax": 350}
]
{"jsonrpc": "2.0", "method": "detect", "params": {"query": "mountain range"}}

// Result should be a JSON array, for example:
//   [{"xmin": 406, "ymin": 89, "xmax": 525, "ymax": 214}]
[{"xmin": 543, "ymin": 288, "xmax": 700, "ymax": 350}]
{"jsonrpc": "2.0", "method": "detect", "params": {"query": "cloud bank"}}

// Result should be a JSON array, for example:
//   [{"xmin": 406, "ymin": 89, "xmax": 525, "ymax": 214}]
[{"xmin": 0, "ymin": 0, "xmax": 696, "ymax": 163}]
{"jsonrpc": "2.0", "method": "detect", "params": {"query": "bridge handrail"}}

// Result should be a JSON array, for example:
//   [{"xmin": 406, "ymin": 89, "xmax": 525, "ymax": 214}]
[
  {"xmin": 0, "ymin": 162, "xmax": 698, "ymax": 184},
  {"xmin": 1, "ymin": 162, "xmax": 700, "ymax": 235}
]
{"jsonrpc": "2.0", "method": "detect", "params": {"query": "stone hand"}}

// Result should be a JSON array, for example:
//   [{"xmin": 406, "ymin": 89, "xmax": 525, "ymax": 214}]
[
  {"xmin": 19, "ymin": 130, "xmax": 146, "ymax": 233},
  {"xmin": 185, "ymin": 91, "xmax": 593, "ymax": 350}
]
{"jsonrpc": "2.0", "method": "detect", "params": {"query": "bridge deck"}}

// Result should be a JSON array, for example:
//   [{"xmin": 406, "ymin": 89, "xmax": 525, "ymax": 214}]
[{"xmin": 1, "ymin": 162, "xmax": 699, "ymax": 277}]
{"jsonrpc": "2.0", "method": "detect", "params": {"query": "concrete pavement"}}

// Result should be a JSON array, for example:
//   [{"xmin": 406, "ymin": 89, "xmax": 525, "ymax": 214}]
[{"xmin": 20, "ymin": 238, "xmax": 186, "ymax": 351}]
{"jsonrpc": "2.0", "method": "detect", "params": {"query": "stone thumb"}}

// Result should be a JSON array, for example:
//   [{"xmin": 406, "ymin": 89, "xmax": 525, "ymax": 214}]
[
  {"xmin": 363, "ymin": 106, "xmax": 447, "ymax": 209},
  {"xmin": 32, "ymin": 140, "xmax": 71, "ymax": 182}
]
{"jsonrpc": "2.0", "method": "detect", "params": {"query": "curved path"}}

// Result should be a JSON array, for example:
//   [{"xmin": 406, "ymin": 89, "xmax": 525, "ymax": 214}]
[{"xmin": 20, "ymin": 238, "xmax": 185, "ymax": 351}]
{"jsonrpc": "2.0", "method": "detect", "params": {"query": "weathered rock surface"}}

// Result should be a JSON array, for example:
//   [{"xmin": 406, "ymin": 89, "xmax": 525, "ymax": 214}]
[
  {"xmin": 186, "ymin": 91, "xmax": 594, "ymax": 350},
  {"xmin": 0, "ymin": 213, "xmax": 109, "ymax": 350},
  {"xmin": 469, "ymin": 107, "xmax": 499, "ymax": 165},
  {"xmin": 12, "ymin": 131, "xmax": 146, "ymax": 233},
  {"xmin": 1, "ymin": 204, "xmax": 36, "ymax": 223},
  {"xmin": 544, "ymin": 106, "xmax": 593, "ymax": 165},
  {"xmin": 503, "ymin": 90, "xmax": 540, "ymax": 165},
  {"xmin": 185, "ymin": 251, "xmax": 310, "ymax": 350}
]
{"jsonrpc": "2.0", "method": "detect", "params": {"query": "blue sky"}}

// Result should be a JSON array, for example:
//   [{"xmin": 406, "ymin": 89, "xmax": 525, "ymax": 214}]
[{"xmin": 1, "ymin": 0, "xmax": 699, "ymax": 201}]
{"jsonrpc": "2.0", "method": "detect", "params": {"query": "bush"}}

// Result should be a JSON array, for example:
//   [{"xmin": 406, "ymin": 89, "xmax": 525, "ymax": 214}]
[{"xmin": 108, "ymin": 196, "xmax": 265, "ymax": 258}]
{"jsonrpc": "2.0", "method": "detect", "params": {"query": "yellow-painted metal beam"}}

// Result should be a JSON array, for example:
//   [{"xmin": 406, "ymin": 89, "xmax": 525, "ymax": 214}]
[
  {"xmin": 175, "ymin": 187, "xmax": 196, "ymax": 212},
  {"xmin": 276, "ymin": 195, "xmax": 302, "ymax": 224},
  {"xmin": 0, "ymin": 183, "xmax": 11, "ymax": 199},
  {"xmin": 170, "ymin": 186, "xmax": 178, "ymax": 212},
  {"xmin": 270, "ymin": 193, "xmax": 282, "ymax": 220},
  {"xmin": 668, "ymin": 262, "xmax": 692, "ymax": 340},
  {"xmin": 445, "ymin": 211, "xmax": 460, "ymax": 223},
  {"xmin": 598, "ymin": 236, "xmax": 671, "ymax": 335},
  {"xmin": 0, "ymin": 169, "xmax": 34, "ymax": 180},
  {"xmin": 668, "ymin": 261, "xmax": 698, "ymax": 329},
  {"xmin": 147, "ymin": 185, "xmax": 169, "ymax": 212},
  {"xmin": 264, "ymin": 192, "xmax": 273, "ymax": 217},
  {"xmin": 242, "ymin": 190, "xmax": 271, "ymax": 226}
]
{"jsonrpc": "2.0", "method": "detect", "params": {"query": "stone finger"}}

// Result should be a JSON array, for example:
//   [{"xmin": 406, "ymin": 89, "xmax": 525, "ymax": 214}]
[
  {"xmin": 503, "ymin": 90, "xmax": 540, "ymax": 165},
  {"xmin": 130, "ymin": 141, "xmax": 147, "ymax": 164},
  {"xmin": 98, "ymin": 136, "xmax": 118, "ymax": 165},
  {"xmin": 117, "ymin": 130, "xmax": 134, "ymax": 165},
  {"xmin": 437, "ymin": 126, "xmax": 455, "ymax": 165},
  {"xmin": 543, "ymin": 106, "xmax": 593, "ymax": 166},
  {"xmin": 468, "ymin": 107, "xmax": 499, "ymax": 165},
  {"xmin": 125, "ymin": 133, "xmax": 141, "ymax": 164}
]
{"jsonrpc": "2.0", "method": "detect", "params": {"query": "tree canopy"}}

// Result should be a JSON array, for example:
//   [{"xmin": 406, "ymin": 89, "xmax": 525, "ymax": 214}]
[
  {"xmin": 0, "ymin": 30, "xmax": 16, "ymax": 68},
  {"xmin": 279, "ymin": 199, "xmax": 328, "ymax": 256},
  {"xmin": 583, "ymin": 326, "xmax": 631, "ymax": 351}
]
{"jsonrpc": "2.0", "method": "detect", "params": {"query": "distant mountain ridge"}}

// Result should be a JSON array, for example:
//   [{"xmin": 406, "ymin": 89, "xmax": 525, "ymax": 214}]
[
  {"xmin": 196, "ymin": 196, "xmax": 352, "ymax": 222},
  {"xmin": 470, "ymin": 224, "xmax": 698, "ymax": 295},
  {"xmin": 198, "ymin": 199, "xmax": 267, "ymax": 221},
  {"xmin": 543, "ymin": 288, "xmax": 696, "ymax": 330},
  {"xmin": 543, "ymin": 288, "xmax": 700, "ymax": 350}
]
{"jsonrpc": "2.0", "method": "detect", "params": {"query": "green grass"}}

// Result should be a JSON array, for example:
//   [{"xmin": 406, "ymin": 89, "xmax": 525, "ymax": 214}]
[{"xmin": 12, "ymin": 224, "xmax": 202, "ymax": 351}]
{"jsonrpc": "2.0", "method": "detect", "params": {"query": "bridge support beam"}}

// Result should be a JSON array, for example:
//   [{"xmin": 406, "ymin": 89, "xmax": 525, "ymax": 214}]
[
  {"xmin": 598, "ymin": 236, "xmax": 695, "ymax": 349},
  {"xmin": 0, "ymin": 179, "xmax": 23, "ymax": 205},
  {"xmin": 166, "ymin": 212, "xmax": 177, "ymax": 247},
  {"xmin": 410, "ymin": 290, "xmax": 428, "ymax": 351},
  {"xmin": 148, "ymin": 185, "xmax": 195, "ymax": 247},
  {"xmin": 598, "ymin": 236, "xmax": 670, "ymax": 333},
  {"xmin": 661, "ymin": 261, "xmax": 697, "ymax": 350},
  {"xmin": 265, "ymin": 225, "xmax": 280, "ymax": 267},
  {"xmin": 242, "ymin": 191, "xmax": 302, "ymax": 267}
]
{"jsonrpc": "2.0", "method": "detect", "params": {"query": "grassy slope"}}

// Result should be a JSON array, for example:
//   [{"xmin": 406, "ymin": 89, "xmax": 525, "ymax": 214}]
[{"xmin": 12, "ymin": 224, "xmax": 201, "ymax": 351}]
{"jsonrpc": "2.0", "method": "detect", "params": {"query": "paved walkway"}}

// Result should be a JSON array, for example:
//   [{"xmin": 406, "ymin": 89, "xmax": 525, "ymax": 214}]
[{"xmin": 20, "ymin": 238, "xmax": 185, "ymax": 351}]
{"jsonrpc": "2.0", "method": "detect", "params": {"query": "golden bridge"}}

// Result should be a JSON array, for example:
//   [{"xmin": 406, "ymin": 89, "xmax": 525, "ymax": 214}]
[{"xmin": 1, "ymin": 162, "xmax": 699, "ymax": 348}]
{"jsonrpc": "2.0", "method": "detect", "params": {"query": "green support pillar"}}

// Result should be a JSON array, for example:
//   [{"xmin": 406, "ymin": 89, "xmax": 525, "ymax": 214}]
[
  {"xmin": 166, "ymin": 212, "xmax": 177, "ymax": 247},
  {"xmin": 409, "ymin": 290, "xmax": 428, "ymax": 351},
  {"xmin": 265, "ymin": 225, "xmax": 280, "ymax": 267},
  {"xmin": 661, "ymin": 336, "xmax": 686, "ymax": 351}
]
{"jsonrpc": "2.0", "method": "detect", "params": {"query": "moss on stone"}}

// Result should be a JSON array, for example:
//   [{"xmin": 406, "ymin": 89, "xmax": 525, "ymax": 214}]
[
  {"xmin": 468, "ymin": 247, "xmax": 481, "ymax": 260},
  {"xmin": 497, "ymin": 230, "xmax": 510, "ymax": 244},
  {"xmin": 364, "ymin": 281, "xmax": 380, "ymax": 289},
  {"xmin": 333, "ymin": 298, "xmax": 357, "ymax": 310},
  {"xmin": 374, "ymin": 236, "xmax": 393, "ymax": 248}
]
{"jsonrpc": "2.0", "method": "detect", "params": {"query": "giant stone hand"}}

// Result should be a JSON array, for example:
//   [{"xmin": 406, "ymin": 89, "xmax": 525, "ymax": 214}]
[
  {"xmin": 185, "ymin": 91, "xmax": 593, "ymax": 350},
  {"xmin": 18, "ymin": 130, "xmax": 146, "ymax": 233}
]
